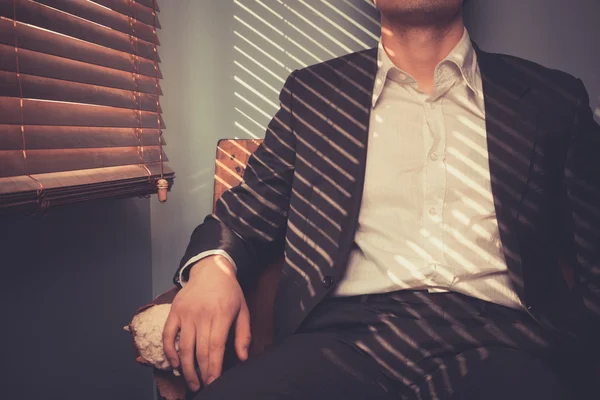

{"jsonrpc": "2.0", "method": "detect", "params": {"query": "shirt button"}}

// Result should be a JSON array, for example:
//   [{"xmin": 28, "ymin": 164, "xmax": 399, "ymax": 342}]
[
  {"xmin": 429, "ymin": 207, "xmax": 437, "ymax": 216},
  {"xmin": 322, "ymin": 275, "xmax": 335, "ymax": 288},
  {"xmin": 427, "ymin": 102, "xmax": 435, "ymax": 109},
  {"xmin": 429, "ymin": 153, "xmax": 438, "ymax": 161}
]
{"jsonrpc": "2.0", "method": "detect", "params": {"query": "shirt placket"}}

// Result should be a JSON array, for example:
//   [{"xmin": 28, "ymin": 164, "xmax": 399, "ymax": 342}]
[{"xmin": 422, "ymin": 96, "xmax": 451, "ymax": 290}]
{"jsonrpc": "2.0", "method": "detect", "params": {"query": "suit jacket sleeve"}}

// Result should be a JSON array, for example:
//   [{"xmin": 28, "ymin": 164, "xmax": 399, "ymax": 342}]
[
  {"xmin": 173, "ymin": 70, "xmax": 298, "ymax": 287},
  {"xmin": 559, "ymin": 78, "xmax": 600, "ymax": 345}
]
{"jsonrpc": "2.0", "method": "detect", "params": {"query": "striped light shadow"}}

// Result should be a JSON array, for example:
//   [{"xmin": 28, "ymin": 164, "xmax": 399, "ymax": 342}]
[
  {"xmin": 583, "ymin": 297, "xmax": 600, "ymax": 316},
  {"xmin": 215, "ymin": 159, "xmax": 244, "ymax": 183},
  {"xmin": 233, "ymin": 0, "xmax": 379, "ymax": 139},
  {"xmin": 442, "ymin": 226, "xmax": 503, "ymax": 269},
  {"xmin": 234, "ymin": 92, "xmax": 273, "ymax": 119},
  {"xmin": 283, "ymin": 35, "xmax": 325, "ymax": 64},
  {"xmin": 452, "ymin": 129, "xmax": 528, "ymax": 194},
  {"xmin": 410, "ymin": 292, "xmax": 490, "ymax": 356},
  {"xmin": 378, "ymin": 314, "xmax": 460, "ymax": 394},
  {"xmin": 235, "ymin": 61, "xmax": 281, "ymax": 94},
  {"xmin": 282, "ymin": 3, "xmax": 355, "ymax": 54},
  {"xmin": 451, "ymin": 208, "xmax": 498, "ymax": 242},
  {"xmin": 321, "ymin": 0, "xmax": 380, "ymax": 41},
  {"xmin": 354, "ymin": 340, "xmax": 413, "ymax": 386},
  {"xmin": 453, "ymin": 189, "xmax": 489, "ymax": 215},
  {"xmin": 387, "ymin": 300, "xmax": 457, "ymax": 353},
  {"xmin": 342, "ymin": 0, "xmax": 380, "ymax": 25},
  {"xmin": 214, "ymin": 174, "xmax": 233, "ymax": 191},
  {"xmin": 298, "ymin": 0, "xmax": 372, "ymax": 49},
  {"xmin": 372, "ymin": 316, "xmax": 459, "ymax": 397},
  {"xmin": 289, "ymin": 203, "xmax": 338, "ymax": 246},
  {"xmin": 368, "ymin": 326, "xmax": 430, "ymax": 383},
  {"xmin": 217, "ymin": 146, "xmax": 250, "ymax": 169},
  {"xmin": 234, "ymin": 46, "xmax": 287, "ymax": 83},
  {"xmin": 284, "ymin": 19, "xmax": 340, "ymax": 59},
  {"xmin": 385, "ymin": 269, "xmax": 415, "ymax": 289},
  {"xmin": 446, "ymin": 163, "xmax": 494, "ymax": 200},
  {"xmin": 283, "ymin": 1, "xmax": 378, "ymax": 59},
  {"xmin": 287, "ymin": 213, "xmax": 338, "ymax": 267},
  {"xmin": 215, "ymin": 194, "xmax": 275, "ymax": 240},
  {"xmin": 234, "ymin": 14, "xmax": 285, "ymax": 51},
  {"xmin": 234, "ymin": 33, "xmax": 288, "ymax": 71},
  {"xmin": 234, "ymin": 121, "xmax": 261, "ymax": 139},
  {"xmin": 393, "ymin": 254, "xmax": 430, "ymax": 282},
  {"xmin": 234, "ymin": 76, "xmax": 279, "ymax": 109},
  {"xmin": 512, "ymin": 321, "xmax": 549, "ymax": 347},
  {"xmin": 256, "ymin": 0, "xmax": 341, "ymax": 63},
  {"xmin": 235, "ymin": 107, "xmax": 267, "ymax": 132},
  {"xmin": 284, "ymin": 228, "xmax": 328, "ymax": 276},
  {"xmin": 423, "ymin": 233, "xmax": 514, "ymax": 300},
  {"xmin": 291, "ymin": 187, "xmax": 343, "ymax": 232},
  {"xmin": 234, "ymin": 14, "xmax": 309, "ymax": 70},
  {"xmin": 295, "ymin": 154, "xmax": 352, "ymax": 198}
]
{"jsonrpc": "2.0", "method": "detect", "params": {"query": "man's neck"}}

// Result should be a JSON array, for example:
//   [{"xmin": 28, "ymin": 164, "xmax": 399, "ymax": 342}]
[{"xmin": 380, "ymin": 14, "xmax": 465, "ymax": 94}]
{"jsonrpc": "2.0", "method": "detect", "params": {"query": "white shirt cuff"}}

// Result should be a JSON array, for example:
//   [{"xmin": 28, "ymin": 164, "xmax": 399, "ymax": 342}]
[{"xmin": 178, "ymin": 249, "xmax": 237, "ymax": 287}]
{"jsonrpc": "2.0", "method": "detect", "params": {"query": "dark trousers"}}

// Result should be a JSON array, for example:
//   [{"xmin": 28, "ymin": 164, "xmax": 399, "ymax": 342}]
[{"xmin": 197, "ymin": 290, "xmax": 575, "ymax": 399}]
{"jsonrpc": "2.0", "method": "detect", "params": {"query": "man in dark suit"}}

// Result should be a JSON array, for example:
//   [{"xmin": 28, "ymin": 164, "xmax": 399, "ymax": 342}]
[{"xmin": 162, "ymin": 0, "xmax": 600, "ymax": 398}]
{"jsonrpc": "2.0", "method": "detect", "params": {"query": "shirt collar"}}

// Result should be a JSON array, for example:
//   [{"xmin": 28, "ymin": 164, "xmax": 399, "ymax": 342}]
[{"xmin": 372, "ymin": 27, "xmax": 480, "ymax": 107}]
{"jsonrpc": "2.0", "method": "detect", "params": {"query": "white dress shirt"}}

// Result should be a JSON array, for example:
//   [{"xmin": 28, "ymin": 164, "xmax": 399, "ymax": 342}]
[
  {"xmin": 331, "ymin": 28, "xmax": 523, "ymax": 310},
  {"xmin": 181, "ymin": 28, "xmax": 523, "ymax": 310}
]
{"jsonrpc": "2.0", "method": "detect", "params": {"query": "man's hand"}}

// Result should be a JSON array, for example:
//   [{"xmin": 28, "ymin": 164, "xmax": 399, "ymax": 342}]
[{"xmin": 162, "ymin": 255, "xmax": 251, "ymax": 392}]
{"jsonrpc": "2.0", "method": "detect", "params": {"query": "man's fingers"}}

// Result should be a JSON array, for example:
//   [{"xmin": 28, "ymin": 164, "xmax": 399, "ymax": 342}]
[
  {"xmin": 179, "ymin": 323, "xmax": 200, "ymax": 392},
  {"xmin": 195, "ymin": 318, "xmax": 211, "ymax": 386},
  {"xmin": 206, "ymin": 316, "xmax": 233, "ymax": 384},
  {"xmin": 162, "ymin": 313, "xmax": 181, "ymax": 368},
  {"xmin": 234, "ymin": 302, "xmax": 252, "ymax": 361}
]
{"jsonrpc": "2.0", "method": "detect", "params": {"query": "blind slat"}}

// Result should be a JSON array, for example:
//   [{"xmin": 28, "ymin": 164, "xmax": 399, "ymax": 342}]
[
  {"xmin": 0, "ymin": 149, "xmax": 25, "ymax": 177},
  {"xmin": 0, "ymin": 70, "xmax": 162, "ymax": 112},
  {"xmin": 0, "ymin": 0, "xmax": 159, "ymax": 61},
  {"xmin": 0, "ymin": 17, "xmax": 160, "ymax": 78},
  {"xmin": 36, "ymin": 0, "xmax": 159, "ymax": 44},
  {"xmin": 0, "ymin": 173, "xmax": 40, "ymax": 194},
  {"xmin": 0, "ymin": 44, "xmax": 162, "ymax": 94},
  {"xmin": 0, "ymin": 163, "xmax": 174, "ymax": 213},
  {"xmin": 0, "ymin": 97, "xmax": 166, "ymax": 128},
  {"xmin": 0, "ymin": 123, "xmax": 22, "ymax": 150},
  {"xmin": 135, "ymin": 0, "xmax": 159, "ymax": 13},
  {"xmin": 90, "ymin": 0, "xmax": 161, "ymax": 29},
  {"xmin": 0, "ymin": 125, "xmax": 165, "ymax": 150},
  {"xmin": 35, "ymin": 163, "xmax": 173, "ymax": 191},
  {"xmin": 0, "ymin": 146, "xmax": 167, "ymax": 177}
]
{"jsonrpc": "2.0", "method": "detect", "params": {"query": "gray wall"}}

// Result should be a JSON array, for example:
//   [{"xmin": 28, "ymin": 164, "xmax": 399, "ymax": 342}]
[
  {"xmin": 0, "ymin": 198, "xmax": 153, "ymax": 399},
  {"xmin": 152, "ymin": 0, "xmax": 599, "ymax": 296},
  {"xmin": 464, "ymin": 0, "xmax": 600, "ymax": 117}
]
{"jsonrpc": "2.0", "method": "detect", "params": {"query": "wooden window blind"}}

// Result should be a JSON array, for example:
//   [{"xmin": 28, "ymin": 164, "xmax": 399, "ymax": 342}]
[{"xmin": 0, "ymin": 0, "xmax": 174, "ymax": 214}]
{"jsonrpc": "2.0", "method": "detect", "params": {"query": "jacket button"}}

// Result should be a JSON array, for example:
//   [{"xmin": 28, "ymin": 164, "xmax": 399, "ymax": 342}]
[{"xmin": 322, "ymin": 275, "xmax": 334, "ymax": 288}]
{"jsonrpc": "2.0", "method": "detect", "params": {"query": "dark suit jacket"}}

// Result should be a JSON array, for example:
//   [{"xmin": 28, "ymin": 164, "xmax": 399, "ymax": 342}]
[{"xmin": 175, "ymin": 41, "xmax": 600, "ymax": 358}]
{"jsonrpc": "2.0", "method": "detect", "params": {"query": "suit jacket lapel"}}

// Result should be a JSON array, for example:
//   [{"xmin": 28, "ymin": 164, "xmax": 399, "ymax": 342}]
[
  {"xmin": 325, "ymin": 49, "xmax": 378, "ymax": 259},
  {"xmin": 474, "ymin": 42, "xmax": 542, "ymax": 298}
]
